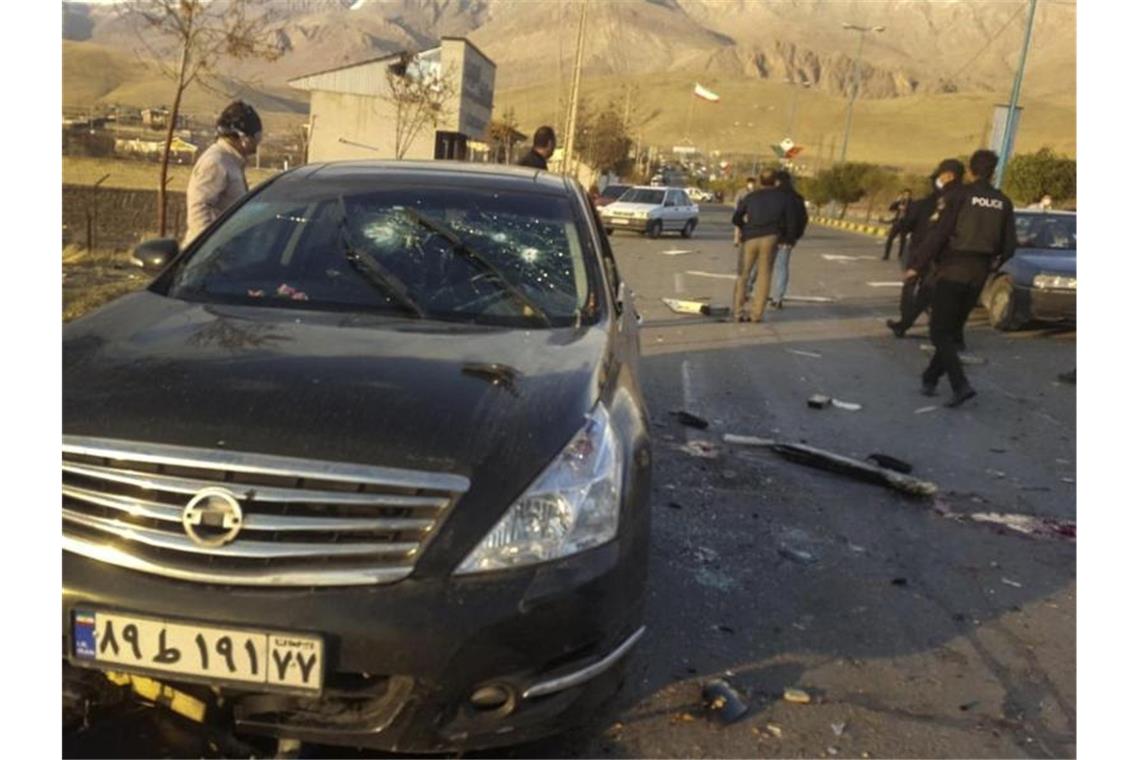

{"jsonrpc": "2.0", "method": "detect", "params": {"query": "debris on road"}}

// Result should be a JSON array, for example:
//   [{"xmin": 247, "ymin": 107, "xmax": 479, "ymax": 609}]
[
  {"xmin": 783, "ymin": 687, "xmax": 812, "ymax": 704},
  {"xmin": 831, "ymin": 398, "xmax": 863, "ymax": 411},
  {"xmin": 1060, "ymin": 476, "xmax": 1075, "ymax": 484},
  {"xmin": 661, "ymin": 248, "xmax": 697, "ymax": 256},
  {"xmin": 667, "ymin": 501, "xmax": 684, "ymax": 510},
  {"xmin": 867, "ymin": 281, "xmax": 904, "ymax": 287},
  {"xmin": 1001, "ymin": 577, "xmax": 1023, "ymax": 588},
  {"xmin": 680, "ymin": 440, "xmax": 719, "ymax": 459},
  {"xmin": 986, "ymin": 469, "xmax": 1007, "ymax": 479},
  {"xmin": 684, "ymin": 270, "xmax": 737, "ymax": 281},
  {"xmin": 661, "ymin": 297, "xmax": 706, "ymax": 315},
  {"xmin": 914, "ymin": 405, "xmax": 939, "ymax": 415},
  {"xmin": 788, "ymin": 349, "xmax": 824, "ymax": 358},
  {"xmin": 828, "ymin": 746, "xmax": 839, "ymax": 756},
  {"xmin": 891, "ymin": 577, "xmax": 909, "ymax": 586},
  {"xmin": 702, "ymin": 678, "xmax": 749, "ymax": 724},
  {"xmin": 784, "ymin": 295, "xmax": 837, "ymax": 303},
  {"xmin": 832, "ymin": 722, "xmax": 847, "ymax": 737},
  {"xmin": 768, "ymin": 442, "xmax": 938, "ymax": 496},
  {"xmin": 671, "ymin": 410, "xmax": 710, "ymax": 429},
  {"xmin": 766, "ymin": 723, "xmax": 784, "ymax": 738},
  {"xmin": 778, "ymin": 546, "xmax": 817, "ymax": 564},
  {"xmin": 958, "ymin": 511, "xmax": 1076, "ymax": 541},
  {"xmin": 867, "ymin": 453, "xmax": 913, "ymax": 474},
  {"xmin": 700, "ymin": 304, "xmax": 732, "ymax": 318},
  {"xmin": 822, "ymin": 254, "xmax": 878, "ymax": 262},
  {"xmin": 723, "ymin": 433, "xmax": 777, "ymax": 447},
  {"xmin": 807, "ymin": 394, "xmax": 832, "ymax": 409}
]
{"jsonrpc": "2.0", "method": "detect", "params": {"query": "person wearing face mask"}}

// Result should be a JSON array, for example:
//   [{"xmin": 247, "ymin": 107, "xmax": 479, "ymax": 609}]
[
  {"xmin": 184, "ymin": 100, "xmax": 263, "ymax": 245},
  {"xmin": 887, "ymin": 158, "xmax": 965, "ymax": 339}
]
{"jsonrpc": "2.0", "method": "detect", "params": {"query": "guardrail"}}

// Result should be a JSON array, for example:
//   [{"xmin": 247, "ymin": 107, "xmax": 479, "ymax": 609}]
[{"xmin": 810, "ymin": 216, "xmax": 889, "ymax": 238}]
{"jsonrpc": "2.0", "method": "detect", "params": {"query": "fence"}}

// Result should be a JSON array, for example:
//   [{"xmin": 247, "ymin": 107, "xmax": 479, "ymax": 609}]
[{"xmin": 62, "ymin": 184, "xmax": 187, "ymax": 251}]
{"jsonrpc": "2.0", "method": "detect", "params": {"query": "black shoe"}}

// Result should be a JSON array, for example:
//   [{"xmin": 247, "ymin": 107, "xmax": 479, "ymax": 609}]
[
  {"xmin": 887, "ymin": 319, "xmax": 906, "ymax": 338},
  {"xmin": 945, "ymin": 386, "xmax": 978, "ymax": 408},
  {"xmin": 921, "ymin": 382, "xmax": 938, "ymax": 397}
]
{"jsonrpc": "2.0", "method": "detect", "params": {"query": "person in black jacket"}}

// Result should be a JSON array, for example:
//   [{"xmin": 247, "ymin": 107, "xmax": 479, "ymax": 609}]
[
  {"xmin": 517, "ymin": 126, "xmax": 556, "ymax": 170},
  {"xmin": 908, "ymin": 150, "xmax": 1017, "ymax": 407},
  {"xmin": 882, "ymin": 188, "xmax": 912, "ymax": 260},
  {"xmin": 730, "ymin": 169, "xmax": 795, "ymax": 322},
  {"xmin": 887, "ymin": 159, "xmax": 964, "ymax": 338},
  {"xmin": 767, "ymin": 169, "xmax": 809, "ymax": 309}
]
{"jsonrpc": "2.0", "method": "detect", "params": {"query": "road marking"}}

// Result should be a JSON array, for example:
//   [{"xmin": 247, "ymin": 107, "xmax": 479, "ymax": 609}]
[
  {"xmin": 684, "ymin": 270, "xmax": 737, "ymax": 280},
  {"xmin": 674, "ymin": 272, "xmax": 685, "ymax": 293},
  {"xmin": 866, "ymin": 281, "xmax": 904, "ymax": 287},
  {"xmin": 661, "ymin": 249, "xmax": 696, "ymax": 256},
  {"xmin": 787, "ymin": 349, "xmax": 823, "ymax": 358},
  {"xmin": 784, "ymin": 295, "xmax": 837, "ymax": 303},
  {"xmin": 822, "ymin": 254, "xmax": 878, "ymax": 262}
]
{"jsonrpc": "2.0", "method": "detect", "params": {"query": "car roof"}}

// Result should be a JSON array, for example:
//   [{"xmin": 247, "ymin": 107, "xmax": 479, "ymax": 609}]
[
  {"xmin": 275, "ymin": 160, "xmax": 576, "ymax": 195},
  {"xmin": 1015, "ymin": 208, "xmax": 1076, "ymax": 216}
]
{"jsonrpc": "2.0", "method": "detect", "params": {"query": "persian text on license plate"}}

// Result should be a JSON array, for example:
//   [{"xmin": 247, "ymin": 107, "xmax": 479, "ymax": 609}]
[{"xmin": 72, "ymin": 609, "xmax": 323, "ymax": 692}]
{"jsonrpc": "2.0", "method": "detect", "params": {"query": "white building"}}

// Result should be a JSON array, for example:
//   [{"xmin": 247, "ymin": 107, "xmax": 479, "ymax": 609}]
[{"xmin": 289, "ymin": 38, "xmax": 495, "ymax": 163}]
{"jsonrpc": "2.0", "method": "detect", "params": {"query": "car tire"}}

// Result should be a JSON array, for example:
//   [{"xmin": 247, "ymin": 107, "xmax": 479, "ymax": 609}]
[
  {"xmin": 647, "ymin": 220, "xmax": 663, "ymax": 239},
  {"xmin": 988, "ymin": 277, "xmax": 1024, "ymax": 331},
  {"xmin": 681, "ymin": 220, "xmax": 695, "ymax": 239}
]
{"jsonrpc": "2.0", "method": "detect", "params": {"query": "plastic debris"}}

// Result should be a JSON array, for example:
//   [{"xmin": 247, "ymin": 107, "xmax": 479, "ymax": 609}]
[
  {"xmin": 831, "ymin": 399, "xmax": 863, "ymax": 411},
  {"xmin": 766, "ymin": 723, "xmax": 784, "ymax": 738},
  {"xmin": 661, "ymin": 297, "xmax": 706, "ymax": 315},
  {"xmin": 661, "ymin": 249, "xmax": 696, "ymax": 256},
  {"xmin": 783, "ymin": 687, "xmax": 811, "ymax": 704},
  {"xmin": 807, "ymin": 394, "xmax": 832, "ymax": 409},
  {"xmin": 914, "ymin": 405, "xmax": 939, "ymax": 414},
  {"xmin": 966, "ymin": 512, "xmax": 1076, "ymax": 540},
  {"xmin": 831, "ymin": 722, "xmax": 846, "ymax": 737},
  {"xmin": 671, "ymin": 410, "xmax": 710, "ymax": 429},
  {"xmin": 1001, "ymin": 577, "xmax": 1023, "ymax": 588},
  {"xmin": 828, "ymin": 747, "xmax": 839, "ymax": 756},
  {"xmin": 723, "ymin": 433, "xmax": 776, "ymax": 448},
  {"xmin": 778, "ymin": 546, "xmax": 817, "ymax": 564},
  {"xmin": 867, "ymin": 454, "xmax": 913, "ymax": 474},
  {"xmin": 681, "ymin": 440, "xmax": 719, "ymax": 459},
  {"xmin": 702, "ymin": 678, "xmax": 749, "ymax": 724}
]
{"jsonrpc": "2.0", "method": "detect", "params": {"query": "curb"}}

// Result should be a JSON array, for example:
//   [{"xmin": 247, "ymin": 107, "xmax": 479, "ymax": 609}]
[{"xmin": 810, "ymin": 216, "xmax": 889, "ymax": 239}]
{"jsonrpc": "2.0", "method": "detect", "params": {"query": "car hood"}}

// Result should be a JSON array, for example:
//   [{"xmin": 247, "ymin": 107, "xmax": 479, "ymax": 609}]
[
  {"xmin": 1009, "ymin": 247, "xmax": 1076, "ymax": 277},
  {"xmin": 63, "ymin": 293, "xmax": 609, "ymax": 489},
  {"xmin": 604, "ymin": 201, "xmax": 660, "ymax": 214}
]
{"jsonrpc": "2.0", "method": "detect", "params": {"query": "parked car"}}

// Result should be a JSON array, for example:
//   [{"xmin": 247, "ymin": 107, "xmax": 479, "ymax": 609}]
[
  {"xmin": 62, "ymin": 161, "xmax": 652, "ymax": 754},
  {"xmin": 982, "ymin": 209, "xmax": 1076, "ymax": 330},
  {"xmin": 599, "ymin": 186, "xmax": 700, "ymax": 238},
  {"xmin": 594, "ymin": 183, "xmax": 631, "ymax": 208}
]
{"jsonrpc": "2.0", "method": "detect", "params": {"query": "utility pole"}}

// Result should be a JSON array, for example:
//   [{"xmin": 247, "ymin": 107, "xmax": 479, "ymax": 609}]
[
  {"xmin": 995, "ymin": 0, "xmax": 1038, "ymax": 188},
  {"xmin": 838, "ymin": 23, "xmax": 886, "ymax": 164},
  {"xmin": 562, "ymin": 0, "xmax": 589, "ymax": 175}
]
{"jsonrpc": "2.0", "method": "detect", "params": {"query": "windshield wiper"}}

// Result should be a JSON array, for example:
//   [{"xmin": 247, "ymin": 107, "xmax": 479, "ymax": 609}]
[
  {"xmin": 397, "ymin": 206, "xmax": 552, "ymax": 327},
  {"xmin": 336, "ymin": 197, "xmax": 426, "ymax": 318}
]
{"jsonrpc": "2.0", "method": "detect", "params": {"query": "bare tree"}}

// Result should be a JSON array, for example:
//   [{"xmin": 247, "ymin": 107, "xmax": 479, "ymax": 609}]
[
  {"xmin": 382, "ymin": 52, "xmax": 458, "ymax": 160},
  {"xmin": 120, "ymin": 0, "xmax": 281, "ymax": 236}
]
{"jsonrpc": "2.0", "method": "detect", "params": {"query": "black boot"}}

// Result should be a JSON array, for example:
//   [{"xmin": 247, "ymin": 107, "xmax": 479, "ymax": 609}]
[{"xmin": 945, "ymin": 386, "xmax": 978, "ymax": 408}]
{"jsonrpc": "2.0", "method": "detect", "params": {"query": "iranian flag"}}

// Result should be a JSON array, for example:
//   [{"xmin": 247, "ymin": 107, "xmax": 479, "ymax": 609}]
[{"xmin": 693, "ymin": 83, "xmax": 721, "ymax": 102}]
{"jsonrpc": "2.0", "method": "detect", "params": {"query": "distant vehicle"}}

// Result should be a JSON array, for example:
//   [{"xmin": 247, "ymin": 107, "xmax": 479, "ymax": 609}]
[
  {"xmin": 685, "ymin": 187, "xmax": 712, "ymax": 203},
  {"xmin": 600, "ymin": 186, "xmax": 700, "ymax": 238},
  {"xmin": 981, "ymin": 209, "xmax": 1076, "ymax": 331},
  {"xmin": 594, "ymin": 183, "xmax": 631, "ymax": 208},
  {"xmin": 649, "ymin": 174, "xmax": 665, "ymax": 186}
]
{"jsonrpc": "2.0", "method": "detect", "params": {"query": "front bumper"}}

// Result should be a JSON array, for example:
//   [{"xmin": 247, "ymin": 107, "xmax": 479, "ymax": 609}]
[
  {"xmin": 62, "ymin": 537, "xmax": 647, "ymax": 753},
  {"xmin": 602, "ymin": 216, "xmax": 650, "ymax": 232},
  {"xmin": 1028, "ymin": 286, "xmax": 1077, "ymax": 322}
]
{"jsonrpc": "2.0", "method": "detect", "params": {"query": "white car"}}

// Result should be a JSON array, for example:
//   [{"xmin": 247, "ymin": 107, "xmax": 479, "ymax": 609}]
[
  {"xmin": 686, "ymin": 187, "xmax": 712, "ymax": 203},
  {"xmin": 600, "ymin": 186, "xmax": 700, "ymax": 238}
]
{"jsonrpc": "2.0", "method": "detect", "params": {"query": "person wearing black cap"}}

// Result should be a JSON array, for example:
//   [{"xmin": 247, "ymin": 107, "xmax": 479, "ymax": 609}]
[
  {"xmin": 184, "ymin": 100, "xmax": 263, "ymax": 243},
  {"xmin": 887, "ymin": 158, "xmax": 965, "ymax": 339},
  {"xmin": 907, "ymin": 149, "xmax": 1017, "ymax": 407},
  {"xmin": 517, "ymin": 126, "xmax": 556, "ymax": 171}
]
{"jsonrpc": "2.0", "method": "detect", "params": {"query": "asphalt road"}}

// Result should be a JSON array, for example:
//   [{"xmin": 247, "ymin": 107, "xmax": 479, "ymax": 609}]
[{"xmin": 65, "ymin": 206, "xmax": 1076, "ymax": 759}]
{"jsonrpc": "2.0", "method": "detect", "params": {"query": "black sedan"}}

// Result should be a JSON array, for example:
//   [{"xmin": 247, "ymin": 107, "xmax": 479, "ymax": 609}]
[
  {"xmin": 62, "ymin": 161, "xmax": 651, "ymax": 753},
  {"xmin": 983, "ymin": 209, "xmax": 1076, "ymax": 331}
]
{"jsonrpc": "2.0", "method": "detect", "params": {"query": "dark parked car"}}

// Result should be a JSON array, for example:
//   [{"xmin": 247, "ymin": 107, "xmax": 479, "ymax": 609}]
[
  {"xmin": 982, "ymin": 209, "xmax": 1076, "ymax": 330},
  {"xmin": 63, "ymin": 161, "xmax": 651, "ymax": 753}
]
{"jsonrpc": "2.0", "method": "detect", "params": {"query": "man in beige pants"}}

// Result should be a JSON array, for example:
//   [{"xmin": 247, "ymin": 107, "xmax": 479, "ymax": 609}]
[{"xmin": 730, "ymin": 169, "xmax": 793, "ymax": 322}]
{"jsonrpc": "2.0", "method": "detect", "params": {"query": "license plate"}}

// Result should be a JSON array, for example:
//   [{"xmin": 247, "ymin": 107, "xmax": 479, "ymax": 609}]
[
  {"xmin": 611, "ymin": 218, "xmax": 629, "ymax": 225},
  {"xmin": 72, "ymin": 609, "xmax": 323, "ymax": 692}
]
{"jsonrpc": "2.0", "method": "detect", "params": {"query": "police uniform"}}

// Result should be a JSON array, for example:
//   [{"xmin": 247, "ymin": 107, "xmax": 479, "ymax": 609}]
[
  {"xmin": 909, "ymin": 179, "xmax": 1017, "ymax": 405},
  {"xmin": 889, "ymin": 177, "xmax": 956, "ymax": 337}
]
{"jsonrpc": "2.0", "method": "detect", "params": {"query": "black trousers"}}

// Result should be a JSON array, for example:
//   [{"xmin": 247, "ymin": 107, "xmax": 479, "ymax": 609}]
[
  {"xmin": 922, "ymin": 279, "xmax": 979, "ymax": 393},
  {"xmin": 884, "ymin": 226, "xmax": 908, "ymax": 259},
  {"xmin": 897, "ymin": 274, "xmax": 931, "ymax": 331}
]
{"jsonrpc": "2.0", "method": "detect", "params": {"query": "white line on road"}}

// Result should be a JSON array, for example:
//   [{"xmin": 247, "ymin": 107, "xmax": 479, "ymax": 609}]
[
  {"xmin": 867, "ymin": 281, "xmax": 905, "ymax": 287},
  {"xmin": 661, "ymin": 249, "xmax": 696, "ymax": 256},
  {"xmin": 684, "ymin": 270, "xmax": 737, "ymax": 280},
  {"xmin": 822, "ymin": 254, "xmax": 879, "ymax": 262},
  {"xmin": 787, "ymin": 349, "xmax": 823, "ymax": 358}
]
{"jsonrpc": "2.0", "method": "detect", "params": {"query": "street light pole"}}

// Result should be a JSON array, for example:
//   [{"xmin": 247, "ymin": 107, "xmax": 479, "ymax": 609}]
[
  {"xmin": 838, "ymin": 23, "xmax": 885, "ymax": 164},
  {"xmin": 995, "ymin": 0, "xmax": 1039, "ymax": 188}
]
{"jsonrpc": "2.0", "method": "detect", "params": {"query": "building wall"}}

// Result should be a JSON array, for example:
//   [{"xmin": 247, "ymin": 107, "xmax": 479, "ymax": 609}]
[
  {"xmin": 308, "ymin": 90, "xmax": 436, "ymax": 162},
  {"xmin": 441, "ymin": 39, "xmax": 495, "ymax": 141}
]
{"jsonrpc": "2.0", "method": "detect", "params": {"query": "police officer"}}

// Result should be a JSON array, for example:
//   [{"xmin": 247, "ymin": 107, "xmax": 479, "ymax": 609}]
[
  {"xmin": 887, "ymin": 158, "xmax": 965, "ymax": 338},
  {"xmin": 907, "ymin": 149, "xmax": 1017, "ymax": 407}
]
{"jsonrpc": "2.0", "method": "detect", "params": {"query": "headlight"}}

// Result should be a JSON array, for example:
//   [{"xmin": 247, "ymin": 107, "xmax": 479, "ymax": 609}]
[
  {"xmin": 1033, "ymin": 274, "xmax": 1077, "ymax": 290},
  {"xmin": 455, "ymin": 405, "xmax": 621, "ymax": 574}
]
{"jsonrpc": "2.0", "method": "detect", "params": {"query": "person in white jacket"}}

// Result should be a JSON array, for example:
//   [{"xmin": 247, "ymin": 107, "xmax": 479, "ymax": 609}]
[{"xmin": 184, "ymin": 101, "xmax": 262, "ymax": 245}]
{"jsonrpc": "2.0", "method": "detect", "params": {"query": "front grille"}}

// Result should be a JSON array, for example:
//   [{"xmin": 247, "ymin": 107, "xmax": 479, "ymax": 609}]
[{"xmin": 62, "ymin": 436, "xmax": 469, "ymax": 587}]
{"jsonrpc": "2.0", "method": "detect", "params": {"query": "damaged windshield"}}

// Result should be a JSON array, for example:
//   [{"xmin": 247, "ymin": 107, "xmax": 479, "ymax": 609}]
[{"xmin": 167, "ymin": 184, "xmax": 594, "ymax": 327}]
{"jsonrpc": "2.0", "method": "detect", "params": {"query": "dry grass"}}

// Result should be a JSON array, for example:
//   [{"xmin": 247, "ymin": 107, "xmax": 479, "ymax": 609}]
[
  {"xmin": 62, "ymin": 245, "xmax": 148, "ymax": 322},
  {"xmin": 63, "ymin": 156, "xmax": 280, "ymax": 192}
]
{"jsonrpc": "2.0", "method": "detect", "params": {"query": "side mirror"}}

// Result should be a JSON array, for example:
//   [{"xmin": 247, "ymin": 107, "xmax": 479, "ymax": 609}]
[{"xmin": 131, "ymin": 238, "xmax": 179, "ymax": 272}]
